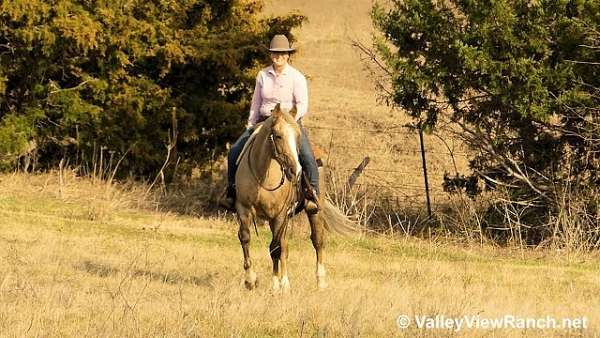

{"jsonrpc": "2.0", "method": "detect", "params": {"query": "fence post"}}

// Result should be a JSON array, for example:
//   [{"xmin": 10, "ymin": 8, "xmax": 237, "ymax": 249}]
[
  {"xmin": 418, "ymin": 123, "xmax": 432, "ymax": 218},
  {"xmin": 346, "ymin": 156, "xmax": 370, "ymax": 190}
]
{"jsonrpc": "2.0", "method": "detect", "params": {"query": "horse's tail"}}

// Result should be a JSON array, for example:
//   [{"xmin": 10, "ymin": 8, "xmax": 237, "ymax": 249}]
[{"xmin": 318, "ymin": 199, "xmax": 358, "ymax": 235}]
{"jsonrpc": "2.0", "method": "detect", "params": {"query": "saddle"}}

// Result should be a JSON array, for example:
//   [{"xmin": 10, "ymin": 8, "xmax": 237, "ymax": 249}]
[
  {"xmin": 234, "ymin": 122, "xmax": 325, "ymax": 215},
  {"xmin": 235, "ymin": 122, "xmax": 326, "ymax": 168}
]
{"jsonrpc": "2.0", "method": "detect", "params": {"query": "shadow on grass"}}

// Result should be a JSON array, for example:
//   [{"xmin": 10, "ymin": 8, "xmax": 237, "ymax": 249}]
[{"xmin": 74, "ymin": 260, "xmax": 216, "ymax": 287}]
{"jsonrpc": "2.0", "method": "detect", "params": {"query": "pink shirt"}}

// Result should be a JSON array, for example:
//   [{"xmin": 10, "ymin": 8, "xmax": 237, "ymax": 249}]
[{"xmin": 247, "ymin": 64, "xmax": 308, "ymax": 128}]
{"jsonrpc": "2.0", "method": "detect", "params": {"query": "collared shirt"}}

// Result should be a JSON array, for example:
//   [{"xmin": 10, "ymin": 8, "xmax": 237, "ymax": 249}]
[{"xmin": 247, "ymin": 64, "xmax": 308, "ymax": 128}]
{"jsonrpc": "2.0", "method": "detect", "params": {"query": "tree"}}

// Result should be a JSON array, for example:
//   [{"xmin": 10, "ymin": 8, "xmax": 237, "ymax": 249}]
[
  {"xmin": 371, "ymin": 0, "xmax": 600, "ymax": 246},
  {"xmin": 0, "ymin": 0, "xmax": 304, "ymax": 177}
]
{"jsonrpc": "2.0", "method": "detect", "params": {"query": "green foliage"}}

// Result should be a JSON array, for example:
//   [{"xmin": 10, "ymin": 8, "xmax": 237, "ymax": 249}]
[
  {"xmin": 373, "ymin": 0, "xmax": 600, "ymax": 245},
  {"xmin": 0, "ymin": 113, "xmax": 37, "ymax": 164},
  {"xmin": 0, "ymin": 0, "xmax": 304, "ymax": 176}
]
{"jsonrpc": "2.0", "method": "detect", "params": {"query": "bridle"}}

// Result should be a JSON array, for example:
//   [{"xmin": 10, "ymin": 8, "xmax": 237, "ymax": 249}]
[
  {"xmin": 269, "ymin": 130, "xmax": 300, "ymax": 182},
  {"xmin": 246, "ymin": 126, "xmax": 302, "ymax": 221},
  {"xmin": 245, "ymin": 118, "xmax": 303, "ymax": 234},
  {"xmin": 247, "ymin": 127, "xmax": 300, "ymax": 192}
]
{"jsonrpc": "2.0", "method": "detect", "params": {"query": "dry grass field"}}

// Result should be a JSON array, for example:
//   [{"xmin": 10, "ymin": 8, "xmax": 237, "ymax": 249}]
[
  {"xmin": 1, "ymin": 173, "xmax": 599, "ymax": 337},
  {"xmin": 1, "ymin": 1, "xmax": 600, "ymax": 337}
]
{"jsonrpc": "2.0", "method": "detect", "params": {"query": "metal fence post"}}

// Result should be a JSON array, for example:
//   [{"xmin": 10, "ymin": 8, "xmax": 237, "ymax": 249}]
[{"xmin": 418, "ymin": 123, "xmax": 432, "ymax": 218}]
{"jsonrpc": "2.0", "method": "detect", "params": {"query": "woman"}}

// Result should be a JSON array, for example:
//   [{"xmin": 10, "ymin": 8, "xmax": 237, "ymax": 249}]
[{"xmin": 222, "ymin": 34, "xmax": 320, "ymax": 213}]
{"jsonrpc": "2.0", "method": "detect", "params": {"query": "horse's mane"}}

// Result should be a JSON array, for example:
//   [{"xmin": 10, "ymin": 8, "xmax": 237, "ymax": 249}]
[
  {"xmin": 278, "ymin": 109, "xmax": 298, "ymax": 126},
  {"xmin": 262, "ymin": 109, "xmax": 298, "ymax": 129}
]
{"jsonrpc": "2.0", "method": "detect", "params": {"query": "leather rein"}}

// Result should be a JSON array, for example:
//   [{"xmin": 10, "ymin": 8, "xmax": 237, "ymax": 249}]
[{"xmin": 246, "ymin": 128, "xmax": 299, "ymax": 192}]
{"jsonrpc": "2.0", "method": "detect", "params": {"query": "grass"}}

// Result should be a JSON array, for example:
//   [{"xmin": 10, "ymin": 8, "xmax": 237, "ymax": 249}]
[
  {"xmin": 1, "ymin": 172, "xmax": 599, "ymax": 337},
  {"xmin": 0, "ymin": 1, "xmax": 598, "ymax": 337}
]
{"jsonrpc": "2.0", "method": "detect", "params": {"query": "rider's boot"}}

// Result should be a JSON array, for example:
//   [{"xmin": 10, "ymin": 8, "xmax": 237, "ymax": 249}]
[
  {"xmin": 219, "ymin": 185, "xmax": 236, "ymax": 211},
  {"xmin": 302, "ymin": 173, "xmax": 321, "ymax": 214},
  {"xmin": 304, "ymin": 186, "xmax": 320, "ymax": 215}
]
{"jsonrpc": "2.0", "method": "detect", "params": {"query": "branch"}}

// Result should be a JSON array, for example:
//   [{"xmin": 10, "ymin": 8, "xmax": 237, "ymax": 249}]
[
  {"xmin": 0, "ymin": 43, "xmax": 15, "ymax": 55},
  {"xmin": 452, "ymin": 119, "xmax": 550, "ymax": 198},
  {"xmin": 565, "ymin": 59, "xmax": 600, "ymax": 66},
  {"xmin": 145, "ymin": 108, "xmax": 178, "ymax": 195},
  {"xmin": 351, "ymin": 39, "xmax": 393, "ymax": 76},
  {"xmin": 49, "ymin": 80, "xmax": 93, "ymax": 94},
  {"xmin": 108, "ymin": 147, "xmax": 132, "ymax": 185},
  {"xmin": 474, "ymin": 169, "xmax": 520, "ymax": 188},
  {"xmin": 578, "ymin": 44, "xmax": 600, "ymax": 50}
]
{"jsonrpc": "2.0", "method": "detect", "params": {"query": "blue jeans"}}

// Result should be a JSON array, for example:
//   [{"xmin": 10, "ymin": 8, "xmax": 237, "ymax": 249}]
[
  {"xmin": 227, "ymin": 119, "xmax": 319, "ymax": 195},
  {"xmin": 227, "ymin": 128, "xmax": 253, "ymax": 191}
]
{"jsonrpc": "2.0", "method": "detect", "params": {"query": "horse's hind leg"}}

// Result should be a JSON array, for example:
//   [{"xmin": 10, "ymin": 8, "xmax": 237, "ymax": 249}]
[
  {"xmin": 238, "ymin": 210, "xmax": 257, "ymax": 290},
  {"xmin": 308, "ymin": 212, "xmax": 328, "ymax": 289}
]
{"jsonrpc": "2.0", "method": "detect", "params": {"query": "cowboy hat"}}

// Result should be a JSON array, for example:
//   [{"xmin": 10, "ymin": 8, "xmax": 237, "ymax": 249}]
[{"xmin": 268, "ymin": 34, "xmax": 295, "ymax": 53}]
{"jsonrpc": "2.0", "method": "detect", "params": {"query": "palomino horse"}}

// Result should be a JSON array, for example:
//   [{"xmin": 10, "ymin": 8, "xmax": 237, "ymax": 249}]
[{"xmin": 235, "ymin": 103, "xmax": 351, "ymax": 292}]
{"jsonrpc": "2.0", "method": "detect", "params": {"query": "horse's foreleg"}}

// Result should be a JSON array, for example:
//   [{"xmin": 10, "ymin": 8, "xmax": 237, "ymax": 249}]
[
  {"xmin": 279, "ymin": 219, "xmax": 291, "ymax": 292},
  {"xmin": 269, "ymin": 216, "xmax": 290, "ymax": 292},
  {"xmin": 308, "ymin": 212, "xmax": 328, "ymax": 289},
  {"xmin": 238, "ymin": 211, "xmax": 257, "ymax": 290},
  {"xmin": 269, "ymin": 235, "xmax": 281, "ymax": 292}
]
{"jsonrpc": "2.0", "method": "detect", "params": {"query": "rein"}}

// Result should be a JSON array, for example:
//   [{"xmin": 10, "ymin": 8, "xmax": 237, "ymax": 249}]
[
  {"xmin": 246, "ymin": 126, "xmax": 301, "ymax": 220},
  {"xmin": 246, "ymin": 133, "xmax": 286, "ymax": 191}
]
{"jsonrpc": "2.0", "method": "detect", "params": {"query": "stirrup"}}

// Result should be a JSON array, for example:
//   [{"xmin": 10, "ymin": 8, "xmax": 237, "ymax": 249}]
[
  {"xmin": 219, "ymin": 188, "xmax": 236, "ymax": 211},
  {"xmin": 220, "ymin": 197, "xmax": 236, "ymax": 211},
  {"xmin": 304, "ymin": 196, "xmax": 320, "ymax": 214}
]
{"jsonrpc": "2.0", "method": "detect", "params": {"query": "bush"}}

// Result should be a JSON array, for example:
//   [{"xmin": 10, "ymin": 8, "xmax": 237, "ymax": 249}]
[
  {"xmin": 372, "ymin": 0, "xmax": 600, "ymax": 248},
  {"xmin": 0, "ymin": 0, "xmax": 304, "ymax": 178}
]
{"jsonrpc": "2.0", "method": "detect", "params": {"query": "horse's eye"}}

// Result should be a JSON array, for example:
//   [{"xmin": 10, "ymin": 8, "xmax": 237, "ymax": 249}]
[{"xmin": 274, "ymin": 134, "xmax": 282, "ymax": 140}]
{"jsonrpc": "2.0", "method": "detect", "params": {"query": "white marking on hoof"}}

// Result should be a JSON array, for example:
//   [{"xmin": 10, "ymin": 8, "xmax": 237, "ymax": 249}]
[
  {"xmin": 316, "ymin": 263, "xmax": 328, "ymax": 289},
  {"xmin": 271, "ymin": 276, "xmax": 281, "ymax": 292},
  {"xmin": 244, "ymin": 270, "xmax": 257, "ymax": 290},
  {"xmin": 316, "ymin": 263, "xmax": 326, "ymax": 278},
  {"xmin": 317, "ymin": 278, "xmax": 329, "ymax": 290},
  {"xmin": 280, "ymin": 275, "xmax": 291, "ymax": 292}
]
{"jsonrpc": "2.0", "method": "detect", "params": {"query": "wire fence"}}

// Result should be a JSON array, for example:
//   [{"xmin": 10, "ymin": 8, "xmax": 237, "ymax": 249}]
[
  {"xmin": 304, "ymin": 123, "xmax": 471, "ymax": 216},
  {"xmin": 197, "ymin": 122, "xmax": 472, "ymax": 218}
]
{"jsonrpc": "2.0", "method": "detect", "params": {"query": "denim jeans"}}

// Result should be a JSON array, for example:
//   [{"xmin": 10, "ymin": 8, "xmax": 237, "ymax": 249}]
[
  {"xmin": 297, "ymin": 121, "xmax": 319, "ymax": 195},
  {"xmin": 227, "ymin": 127, "xmax": 253, "ymax": 191},
  {"xmin": 227, "ymin": 119, "xmax": 319, "ymax": 195}
]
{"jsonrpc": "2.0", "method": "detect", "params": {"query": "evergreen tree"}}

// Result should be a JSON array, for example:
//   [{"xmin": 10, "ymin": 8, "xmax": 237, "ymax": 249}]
[
  {"xmin": 0, "ymin": 0, "xmax": 304, "ymax": 177},
  {"xmin": 372, "ymin": 0, "xmax": 600, "ymax": 244}
]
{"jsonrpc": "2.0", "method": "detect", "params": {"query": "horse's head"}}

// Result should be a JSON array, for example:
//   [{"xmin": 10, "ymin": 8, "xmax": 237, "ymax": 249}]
[{"xmin": 269, "ymin": 103, "xmax": 302, "ymax": 181}]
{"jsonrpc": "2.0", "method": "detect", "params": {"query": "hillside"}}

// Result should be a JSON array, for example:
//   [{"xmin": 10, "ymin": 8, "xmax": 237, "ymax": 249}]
[
  {"xmin": 263, "ymin": 0, "xmax": 471, "ymax": 220},
  {"xmin": 0, "ymin": 172, "xmax": 598, "ymax": 336}
]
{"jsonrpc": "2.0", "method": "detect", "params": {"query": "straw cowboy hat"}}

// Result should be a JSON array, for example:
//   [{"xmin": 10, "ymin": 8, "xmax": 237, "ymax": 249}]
[{"xmin": 268, "ymin": 34, "xmax": 295, "ymax": 53}]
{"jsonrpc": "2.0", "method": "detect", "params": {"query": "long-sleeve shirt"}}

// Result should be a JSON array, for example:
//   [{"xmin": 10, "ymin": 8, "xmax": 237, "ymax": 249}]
[{"xmin": 247, "ymin": 64, "xmax": 308, "ymax": 128}]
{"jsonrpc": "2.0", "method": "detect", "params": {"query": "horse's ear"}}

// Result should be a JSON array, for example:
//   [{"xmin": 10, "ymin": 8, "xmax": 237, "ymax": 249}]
[
  {"xmin": 289, "ymin": 105, "xmax": 297, "ymax": 119},
  {"xmin": 272, "ymin": 103, "xmax": 282, "ymax": 118}
]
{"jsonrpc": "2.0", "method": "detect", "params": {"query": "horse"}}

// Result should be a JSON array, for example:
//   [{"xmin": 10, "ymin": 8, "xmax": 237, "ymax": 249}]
[{"xmin": 234, "ymin": 103, "xmax": 352, "ymax": 292}]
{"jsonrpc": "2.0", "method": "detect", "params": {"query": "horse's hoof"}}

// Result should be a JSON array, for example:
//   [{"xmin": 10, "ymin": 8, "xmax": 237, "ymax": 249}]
[
  {"xmin": 280, "ymin": 276, "xmax": 291, "ymax": 293},
  {"xmin": 244, "ymin": 279, "xmax": 258, "ymax": 290},
  {"xmin": 244, "ymin": 271, "xmax": 258, "ymax": 290},
  {"xmin": 316, "ymin": 264, "xmax": 328, "ymax": 290},
  {"xmin": 271, "ymin": 276, "xmax": 281, "ymax": 292}
]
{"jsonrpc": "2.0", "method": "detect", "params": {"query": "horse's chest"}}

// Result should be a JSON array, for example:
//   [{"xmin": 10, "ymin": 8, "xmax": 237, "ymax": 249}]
[{"xmin": 254, "ymin": 189, "xmax": 290, "ymax": 218}]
